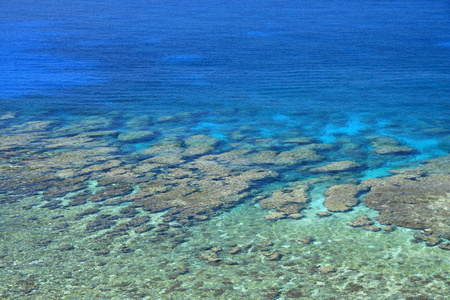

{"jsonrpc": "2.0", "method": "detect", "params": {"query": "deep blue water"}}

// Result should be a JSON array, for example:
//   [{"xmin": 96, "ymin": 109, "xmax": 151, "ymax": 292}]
[
  {"xmin": 0, "ymin": 0, "xmax": 449, "ymax": 168},
  {"xmin": 1, "ymin": 0, "xmax": 449, "ymax": 115},
  {"xmin": 2, "ymin": 0, "xmax": 449, "ymax": 162}
]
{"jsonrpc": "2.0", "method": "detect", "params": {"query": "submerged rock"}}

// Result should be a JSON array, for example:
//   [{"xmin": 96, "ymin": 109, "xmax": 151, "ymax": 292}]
[
  {"xmin": 59, "ymin": 244, "xmax": 75, "ymax": 251},
  {"xmin": 317, "ymin": 265, "xmax": 336, "ymax": 274},
  {"xmin": 117, "ymin": 131, "xmax": 156, "ymax": 142},
  {"xmin": 176, "ymin": 266, "xmax": 189, "ymax": 275},
  {"xmin": 413, "ymin": 232, "xmax": 442, "ymax": 246},
  {"xmin": 368, "ymin": 135, "xmax": 416, "ymax": 155},
  {"xmin": 41, "ymin": 200, "xmax": 63, "ymax": 210},
  {"xmin": 382, "ymin": 226, "xmax": 395, "ymax": 233},
  {"xmin": 90, "ymin": 182, "xmax": 133, "ymax": 202},
  {"xmin": 275, "ymin": 147, "xmax": 324, "ymax": 166},
  {"xmin": 288, "ymin": 213, "xmax": 303, "ymax": 219},
  {"xmin": 361, "ymin": 161, "xmax": 450, "ymax": 239},
  {"xmin": 310, "ymin": 161, "xmax": 362, "ymax": 173},
  {"xmin": 299, "ymin": 236, "xmax": 314, "ymax": 244},
  {"xmin": 264, "ymin": 211, "xmax": 287, "ymax": 220},
  {"xmin": 76, "ymin": 207, "xmax": 100, "ymax": 219},
  {"xmin": 438, "ymin": 243, "xmax": 450, "ymax": 251},
  {"xmin": 324, "ymin": 184, "xmax": 366, "ymax": 212},
  {"xmin": 119, "ymin": 206, "xmax": 139, "ymax": 217},
  {"xmin": 136, "ymin": 142, "xmax": 184, "ymax": 158},
  {"xmin": 86, "ymin": 215, "xmax": 118, "ymax": 232},
  {"xmin": 373, "ymin": 145, "xmax": 416, "ymax": 155},
  {"xmin": 261, "ymin": 241, "xmax": 274, "ymax": 247},
  {"xmin": 228, "ymin": 247, "xmax": 242, "ymax": 254},
  {"xmin": 183, "ymin": 134, "xmax": 220, "ymax": 157},
  {"xmin": 264, "ymin": 251, "xmax": 283, "ymax": 261},
  {"xmin": 259, "ymin": 185, "xmax": 310, "ymax": 212},
  {"xmin": 134, "ymin": 224, "xmax": 154, "ymax": 234},
  {"xmin": 156, "ymin": 115, "xmax": 177, "ymax": 123},
  {"xmin": 184, "ymin": 134, "xmax": 219, "ymax": 148},
  {"xmin": 316, "ymin": 211, "xmax": 332, "ymax": 217},
  {"xmin": 131, "ymin": 157, "xmax": 278, "ymax": 223},
  {"xmin": 425, "ymin": 236, "xmax": 442, "ymax": 247},
  {"xmin": 198, "ymin": 252, "xmax": 222, "ymax": 263},
  {"xmin": 246, "ymin": 150, "xmax": 278, "ymax": 165},
  {"xmin": 362, "ymin": 225, "xmax": 381, "ymax": 232},
  {"xmin": 211, "ymin": 247, "xmax": 223, "ymax": 253},
  {"xmin": 125, "ymin": 115, "xmax": 153, "ymax": 128},
  {"xmin": 0, "ymin": 111, "xmax": 16, "ymax": 120},
  {"xmin": 347, "ymin": 216, "xmax": 374, "ymax": 227},
  {"xmin": 107, "ymin": 223, "xmax": 129, "ymax": 236},
  {"xmin": 127, "ymin": 216, "xmax": 150, "ymax": 227}
]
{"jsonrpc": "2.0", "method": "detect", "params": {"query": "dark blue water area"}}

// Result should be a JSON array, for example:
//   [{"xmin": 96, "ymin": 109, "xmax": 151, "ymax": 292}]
[
  {"xmin": 0, "ymin": 20, "xmax": 105, "ymax": 99},
  {"xmin": 1, "ymin": 0, "xmax": 449, "ymax": 156}
]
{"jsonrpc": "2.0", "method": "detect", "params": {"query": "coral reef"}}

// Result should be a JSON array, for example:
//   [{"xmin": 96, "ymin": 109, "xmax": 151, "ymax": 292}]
[
  {"xmin": 361, "ymin": 159, "xmax": 450, "ymax": 240},
  {"xmin": 324, "ymin": 184, "xmax": 366, "ymax": 212}
]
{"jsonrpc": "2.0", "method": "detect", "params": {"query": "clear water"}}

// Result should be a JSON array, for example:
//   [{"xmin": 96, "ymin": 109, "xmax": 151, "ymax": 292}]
[{"xmin": 1, "ymin": 0, "xmax": 449, "ymax": 299}]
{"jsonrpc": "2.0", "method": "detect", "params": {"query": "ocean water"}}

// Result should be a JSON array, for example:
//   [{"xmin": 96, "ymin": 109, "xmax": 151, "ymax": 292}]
[{"xmin": 1, "ymin": 0, "xmax": 449, "ymax": 299}]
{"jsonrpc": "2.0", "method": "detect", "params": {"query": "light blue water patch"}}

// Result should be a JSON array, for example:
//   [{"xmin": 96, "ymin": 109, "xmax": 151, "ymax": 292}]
[
  {"xmin": 133, "ymin": 141, "xmax": 157, "ymax": 152},
  {"xmin": 193, "ymin": 122, "xmax": 227, "ymax": 140},
  {"xmin": 303, "ymin": 184, "xmax": 328, "ymax": 218},
  {"xmin": 319, "ymin": 115, "xmax": 368, "ymax": 143},
  {"xmin": 273, "ymin": 113, "xmax": 290, "ymax": 121},
  {"xmin": 360, "ymin": 167, "xmax": 391, "ymax": 180},
  {"xmin": 402, "ymin": 137, "xmax": 442, "ymax": 152},
  {"xmin": 344, "ymin": 115, "xmax": 368, "ymax": 134},
  {"xmin": 403, "ymin": 137, "xmax": 448, "ymax": 161},
  {"xmin": 377, "ymin": 129, "xmax": 448, "ymax": 160},
  {"xmin": 193, "ymin": 122, "xmax": 224, "ymax": 130},
  {"xmin": 210, "ymin": 131, "xmax": 227, "ymax": 141},
  {"xmin": 319, "ymin": 124, "xmax": 337, "ymax": 143},
  {"xmin": 375, "ymin": 119, "xmax": 390, "ymax": 127},
  {"xmin": 260, "ymin": 128, "xmax": 274, "ymax": 138}
]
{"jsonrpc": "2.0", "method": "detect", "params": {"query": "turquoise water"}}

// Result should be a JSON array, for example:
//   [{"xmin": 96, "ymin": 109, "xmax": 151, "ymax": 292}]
[{"xmin": 1, "ymin": 0, "xmax": 449, "ymax": 299}]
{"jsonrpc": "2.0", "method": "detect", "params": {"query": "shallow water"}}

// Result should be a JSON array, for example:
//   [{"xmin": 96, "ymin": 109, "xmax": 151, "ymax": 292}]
[{"xmin": 1, "ymin": 0, "xmax": 449, "ymax": 299}]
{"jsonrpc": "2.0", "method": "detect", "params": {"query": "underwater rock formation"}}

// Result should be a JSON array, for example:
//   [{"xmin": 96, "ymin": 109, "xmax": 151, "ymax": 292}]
[
  {"xmin": 324, "ymin": 183, "xmax": 367, "ymax": 212},
  {"xmin": 259, "ymin": 184, "xmax": 310, "ymax": 219},
  {"xmin": 310, "ymin": 160, "xmax": 362, "ymax": 173},
  {"xmin": 264, "ymin": 211, "xmax": 287, "ymax": 220},
  {"xmin": 130, "ymin": 158, "xmax": 278, "ymax": 223},
  {"xmin": 347, "ymin": 216, "xmax": 374, "ymax": 227},
  {"xmin": 367, "ymin": 135, "xmax": 416, "ymax": 155},
  {"xmin": 361, "ymin": 155, "xmax": 450, "ymax": 240}
]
